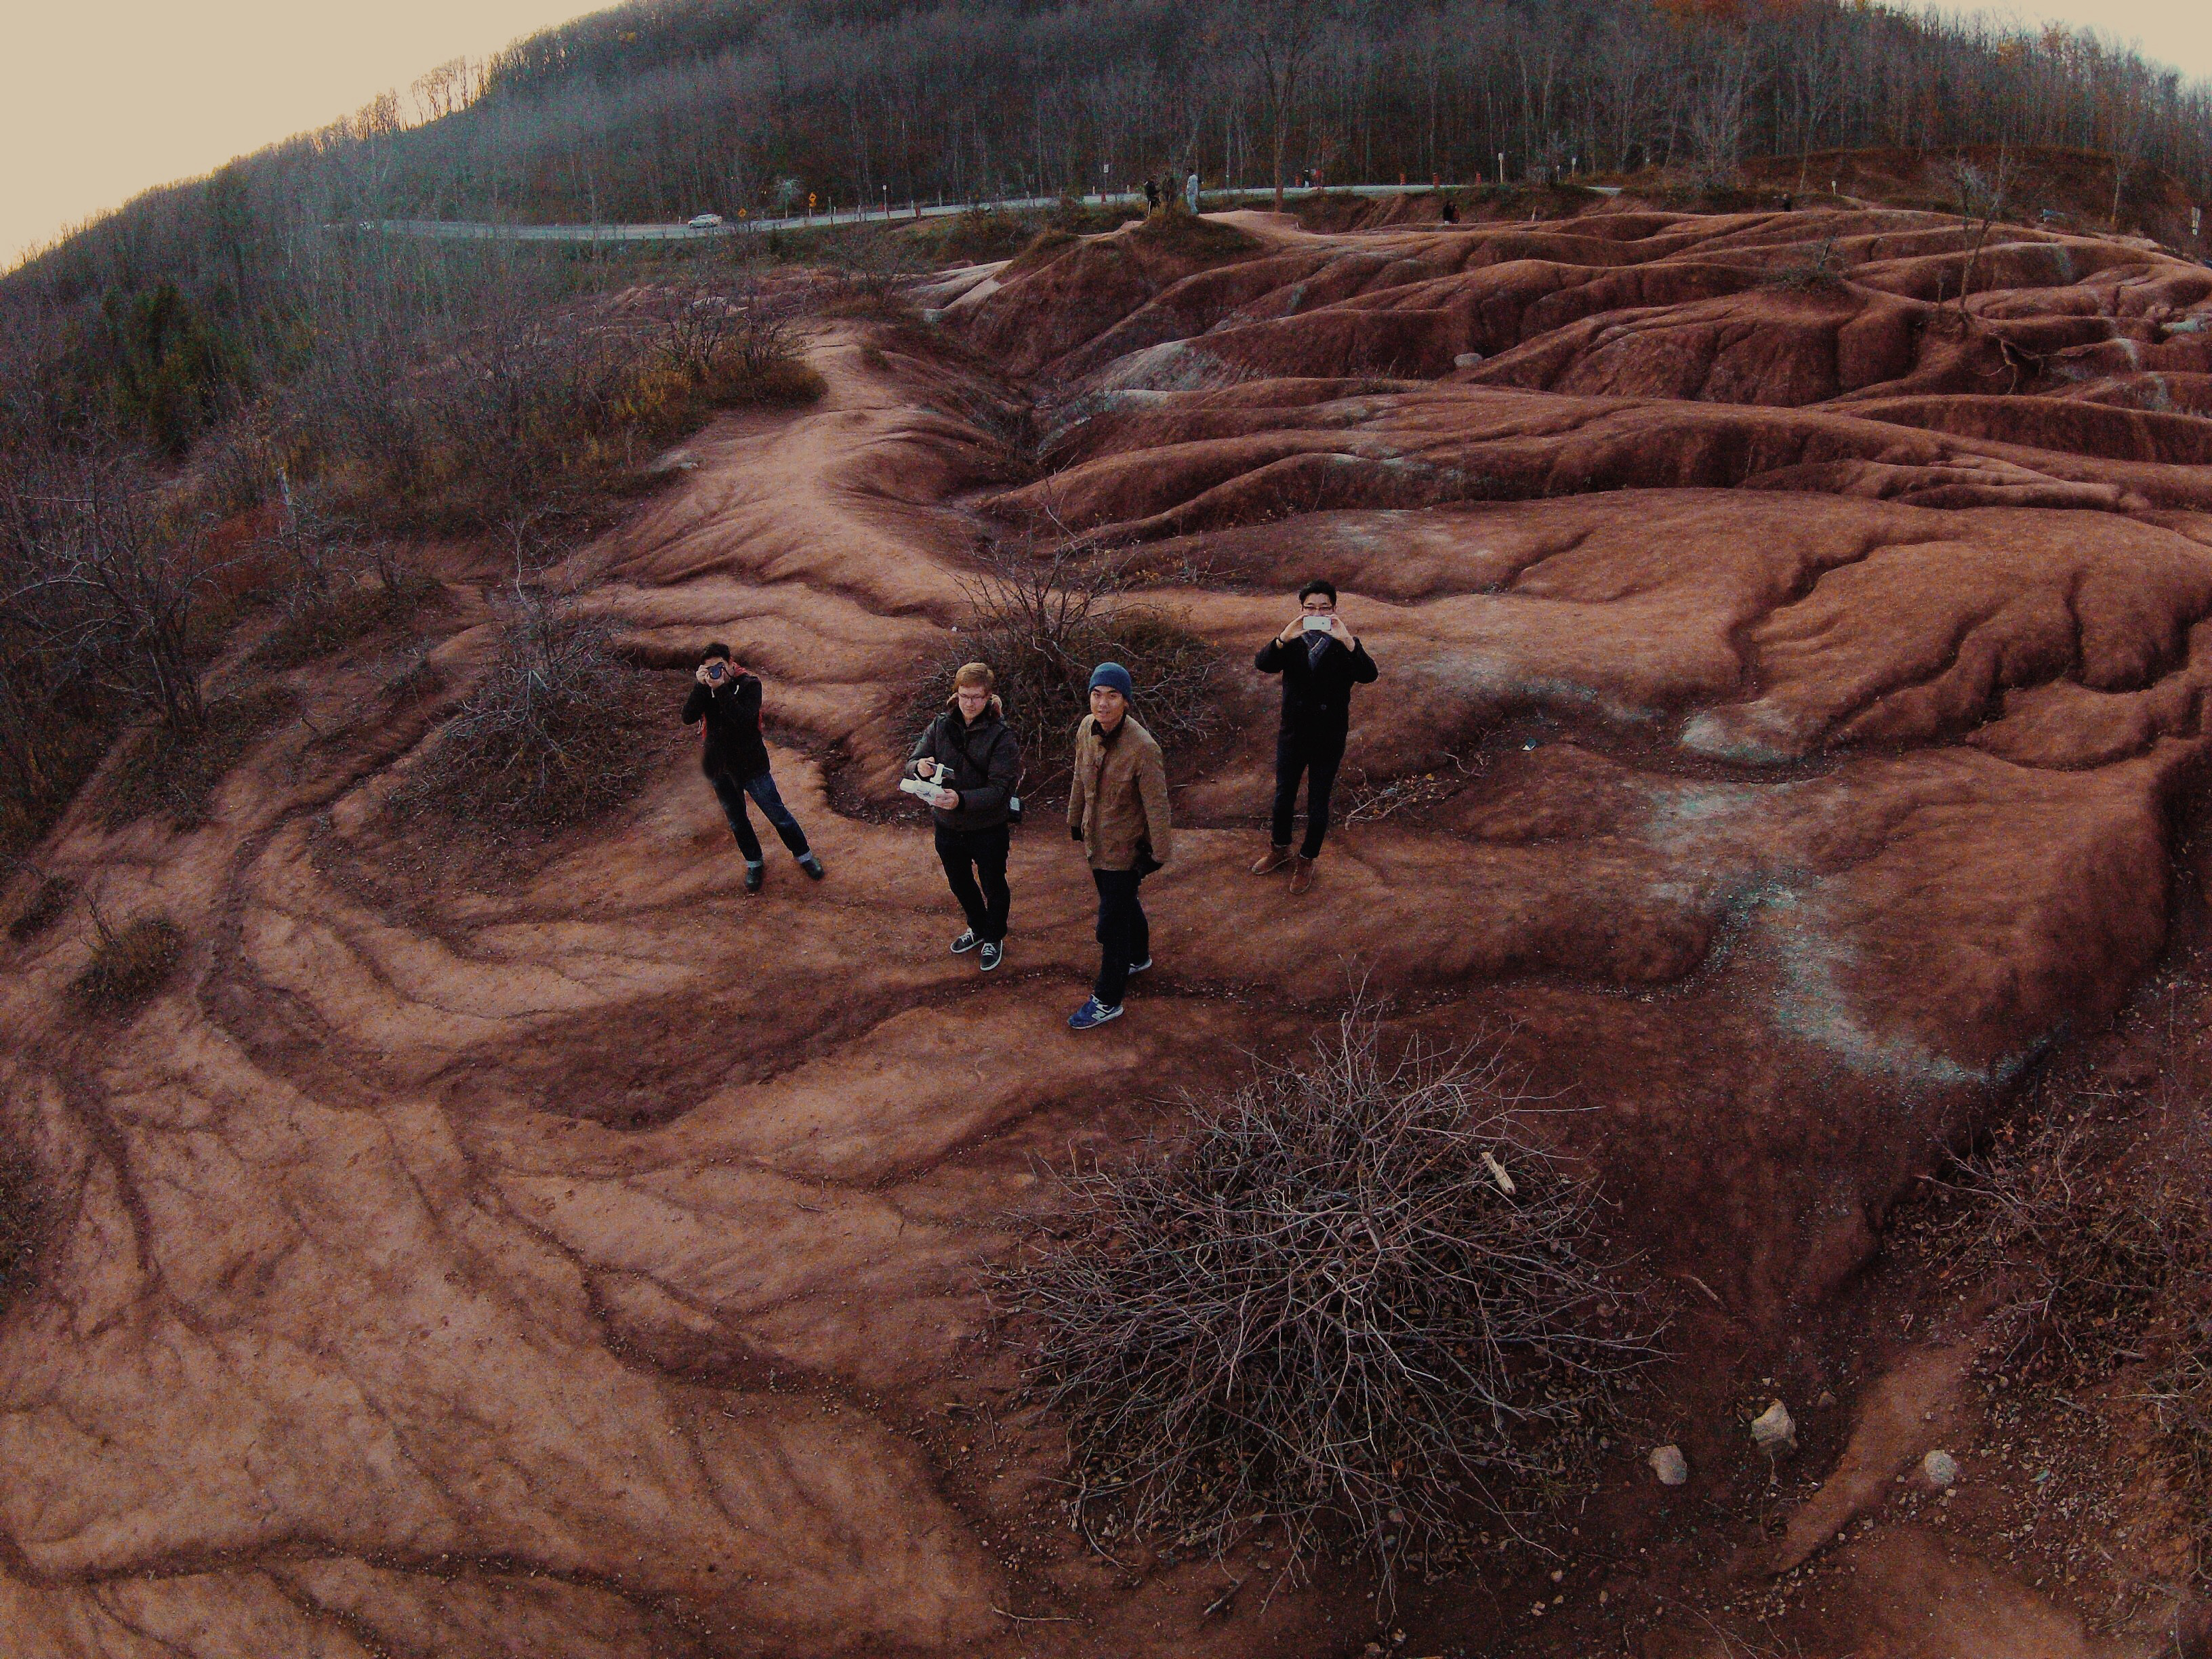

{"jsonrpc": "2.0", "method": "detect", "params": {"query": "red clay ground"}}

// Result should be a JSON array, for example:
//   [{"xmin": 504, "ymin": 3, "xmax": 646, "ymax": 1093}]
[{"xmin": 3, "ymin": 196, "xmax": 2211, "ymax": 1656}]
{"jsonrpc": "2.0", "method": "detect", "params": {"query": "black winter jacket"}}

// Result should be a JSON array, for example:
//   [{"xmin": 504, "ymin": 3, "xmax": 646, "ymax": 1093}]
[
  {"xmin": 682, "ymin": 672, "xmax": 772, "ymax": 779},
  {"xmin": 1254, "ymin": 632, "xmax": 1379, "ymax": 739},
  {"xmin": 907, "ymin": 701, "xmax": 1023, "ymax": 832}
]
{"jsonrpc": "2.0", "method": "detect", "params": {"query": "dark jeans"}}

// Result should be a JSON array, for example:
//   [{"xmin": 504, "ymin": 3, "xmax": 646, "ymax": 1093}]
[
  {"xmin": 1271, "ymin": 724, "xmax": 1347, "ymax": 860},
  {"xmin": 1091, "ymin": 867, "xmax": 1151, "ymax": 1008},
  {"xmin": 709, "ymin": 766, "xmax": 811, "ymax": 864},
  {"xmin": 935, "ymin": 821, "xmax": 1010, "ymax": 944}
]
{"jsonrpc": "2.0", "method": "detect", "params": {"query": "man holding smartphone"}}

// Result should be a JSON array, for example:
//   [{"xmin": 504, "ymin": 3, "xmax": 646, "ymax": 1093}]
[
  {"xmin": 1252, "ymin": 579, "xmax": 1378, "ymax": 894},
  {"xmin": 682, "ymin": 643, "xmax": 825, "ymax": 893}
]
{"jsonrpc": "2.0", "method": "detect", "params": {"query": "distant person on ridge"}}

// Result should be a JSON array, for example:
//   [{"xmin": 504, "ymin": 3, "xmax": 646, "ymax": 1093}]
[
  {"xmin": 1185, "ymin": 169, "xmax": 1200, "ymax": 214},
  {"xmin": 1065, "ymin": 663, "xmax": 1172, "ymax": 1031},
  {"xmin": 683, "ymin": 643, "xmax": 825, "ymax": 893},
  {"xmin": 906, "ymin": 662, "xmax": 1023, "ymax": 972},
  {"xmin": 1144, "ymin": 177, "xmax": 1161, "ymax": 215},
  {"xmin": 1252, "ymin": 579, "xmax": 1377, "ymax": 894}
]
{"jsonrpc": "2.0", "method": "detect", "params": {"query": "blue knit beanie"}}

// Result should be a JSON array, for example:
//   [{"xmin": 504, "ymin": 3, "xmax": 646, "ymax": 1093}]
[{"xmin": 1088, "ymin": 661, "xmax": 1134, "ymax": 698}]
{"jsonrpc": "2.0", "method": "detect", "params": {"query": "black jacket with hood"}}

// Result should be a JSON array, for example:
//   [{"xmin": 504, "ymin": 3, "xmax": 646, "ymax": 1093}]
[
  {"xmin": 682, "ymin": 672, "xmax": 772, "ymax": 780},
  {"xmin": 907, "ymin": 698, "xmax": 1023, "ymax": 832}
]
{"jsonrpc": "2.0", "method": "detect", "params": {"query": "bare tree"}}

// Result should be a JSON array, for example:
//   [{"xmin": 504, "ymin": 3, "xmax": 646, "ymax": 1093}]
[
  {"xmin": 1235, "ymin": 0, "xmax": 1334, "ymax": 210},
  {"xmin": 0, "ymin": 449, "xmax": 218, "ymax": 735},
  {"xmin": 1950, "ymin": 146, "xmax": 2015, "ymax": 319}
]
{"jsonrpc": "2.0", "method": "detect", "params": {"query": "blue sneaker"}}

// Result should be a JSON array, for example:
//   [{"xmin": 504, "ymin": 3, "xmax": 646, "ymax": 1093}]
[
  {"xmin": 979, "ymin": 941, "xmax": 1004, "ymax": 972},
  {"xmin": 949, "ymin": 929, "xmax": 980, "ymax": 954},
  {"xmin": 1067, "ymin": 996, "xmax": 1123, "ymax": 1031}
]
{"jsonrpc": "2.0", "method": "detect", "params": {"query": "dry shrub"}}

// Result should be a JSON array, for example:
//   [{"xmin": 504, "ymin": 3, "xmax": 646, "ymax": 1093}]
[
  {"xmin": 256, "ymin": 565, "xmax": 442, "ymax": 672},
  {"xmin": 5, "ymin": 873, "xmax": 75, "ymax": 943},
  {"xmin": 1941, "ymin": 1103, "xmax": 2212, "ymax": 1528},
  {"xmin": 920, "ymin": 539, "xmax": 1220, "ymax": 787},
  {"xmin": 994, "ymin": 1002, "xmax": 1658, "ymax": 1589},
  {"xmin": 914, "ymin": 207, "xmax": 1045, "ymax": 266},
  {"xmin": 398, "ymin": 589, "xmax": 658, "ymax": 830},
  {"xmin": 98, "ymin": 687, "xmax": 296, "ymax": 830},
  {"xmin": 287, "ymin": 271, "xmax": 823, "ymax": 535},
  {"xmin": 71, "ymin": 910, "xmax": 185, "ymax": 1015},
  {"xmin": 1761, "ymin": 237, "xmax": 1849, "ymax": 293}
]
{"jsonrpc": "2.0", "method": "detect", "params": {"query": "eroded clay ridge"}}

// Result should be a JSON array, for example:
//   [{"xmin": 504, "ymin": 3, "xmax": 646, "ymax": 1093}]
[{"xmin": 3, "ymin": 201, "xmax": 2210, "ymax": 1656}]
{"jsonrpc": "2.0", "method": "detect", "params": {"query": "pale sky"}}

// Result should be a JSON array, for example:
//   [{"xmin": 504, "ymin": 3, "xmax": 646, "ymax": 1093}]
[
  {"xmin": 3, "ymin": 1, "xmax": 2210, "ymax": 272},
  {"xmin": 1, "ymin": 1, "xmax": 607, "ymax": 270}
]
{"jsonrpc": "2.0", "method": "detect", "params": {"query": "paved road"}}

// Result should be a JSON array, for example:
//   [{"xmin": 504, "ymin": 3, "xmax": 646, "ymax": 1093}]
[{"xmin": 356, "ymin": 181, "xmax": 1589, "ymax": 245}]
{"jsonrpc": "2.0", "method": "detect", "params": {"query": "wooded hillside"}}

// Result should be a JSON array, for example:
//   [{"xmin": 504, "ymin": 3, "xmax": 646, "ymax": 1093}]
[{"xmin": 9, "ymin": 0, "xmax": 2210, "ymax": 304}]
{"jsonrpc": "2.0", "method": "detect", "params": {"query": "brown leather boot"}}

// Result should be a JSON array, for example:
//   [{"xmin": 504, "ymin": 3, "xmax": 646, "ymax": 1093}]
[
  {"xmin": 1250, "ymin": 844, "xmax": 1294, "ymax": 876},
  {"xmin": 1289, "ymin": 855, "xmax": 1317, "ymax": 895}
]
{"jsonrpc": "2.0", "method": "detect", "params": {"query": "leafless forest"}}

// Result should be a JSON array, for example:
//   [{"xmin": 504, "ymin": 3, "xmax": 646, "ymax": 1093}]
[{"xmin": 12, "ymin": 0, "xmax": 2212, "ymax": 305}]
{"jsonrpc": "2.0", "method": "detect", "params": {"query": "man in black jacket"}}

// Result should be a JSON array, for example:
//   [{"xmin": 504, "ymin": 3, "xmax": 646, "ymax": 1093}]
[
  {"xmin": 682, "ymin": 643, "xmax": 825, "ymax": 893},
  {"xmin": 907, "ymin": 662, "xmax": 1024, "ymax": 972},
  {"xmin": 1252, "ymin": 579, "xmax": 1378, "ymax": 894}
]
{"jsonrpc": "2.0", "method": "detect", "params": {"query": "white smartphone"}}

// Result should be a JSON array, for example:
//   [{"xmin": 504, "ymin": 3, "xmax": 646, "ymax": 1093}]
[{"xmin": 1302, "ymin": 615, "xmax": 1334, "ymax": 633}]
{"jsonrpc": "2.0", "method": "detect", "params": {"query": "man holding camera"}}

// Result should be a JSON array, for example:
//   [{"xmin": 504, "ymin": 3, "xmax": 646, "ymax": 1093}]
[
  {"xmin": 907, "ymin": 662, "xmax": 1023, "ymax": 972},
  {"xmin": 1065, "ymin": 662, "xmax": 1172, "ymax": 1031},
  {"xmin": 683, "ymin": 643, "xmax": 825, "ymax": 893},
  {"xmin": 1252, "ymin": 579, "xmax": 1377, "ymax": 894}
]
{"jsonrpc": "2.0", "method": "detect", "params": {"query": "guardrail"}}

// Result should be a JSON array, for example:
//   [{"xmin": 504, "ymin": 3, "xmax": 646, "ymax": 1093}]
[{"xmin": 351, "ymin": 182, "xmax": 1554, "ymax": 245}]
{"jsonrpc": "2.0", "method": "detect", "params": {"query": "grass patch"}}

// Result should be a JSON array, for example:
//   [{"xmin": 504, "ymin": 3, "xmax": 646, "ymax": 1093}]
[
  {"xmin": 994, "ymin": 1001, "xmax": 1656, "ymax": 1593},
  {"xmin": 70, "ymin": 912, "xmax": 186, "ymax": 1015},
  {"xmin": 98, "ymin": 687, "xmax": 297, "ymax": 831},
  {"xmin": 256, "ymin": 568, "xmax": 443, "ymax": 672},
  {"xmin": 1938, "ymin": 1096, "xmax": 2212, "ymax": 1534},
  {"xmin": 0, "ymin": 711, "xmax": 113, "ymax": 864},
  {"xmin": 0, "ymin": 1132, "xmax": 40, "ymax": 1316},
  {"xmin": 5, "ymin": 874, "xmax": 77, "ymax": 943},
  {"xmin": 907, "ymin": 206, "xmax": 1043, "ymax": 266},
  {"xmin": 394, "ymin": 591, "xmax": 663, "ymax": 832},
  {"xmin": 1126, "ymin": 205, "xmax": 1261, "ymax": 262}
]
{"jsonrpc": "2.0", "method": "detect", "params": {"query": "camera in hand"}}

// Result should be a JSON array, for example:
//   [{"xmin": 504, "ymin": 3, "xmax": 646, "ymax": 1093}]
[{"xmin": 899, "ymin": 777, "xmax": 954, "ymax": 808}]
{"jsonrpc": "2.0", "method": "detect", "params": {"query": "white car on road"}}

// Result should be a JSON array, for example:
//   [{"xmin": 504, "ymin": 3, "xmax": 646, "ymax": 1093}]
[{"xmin": 687, "ymin": 213, "xmax": 724, "ymax": 229}]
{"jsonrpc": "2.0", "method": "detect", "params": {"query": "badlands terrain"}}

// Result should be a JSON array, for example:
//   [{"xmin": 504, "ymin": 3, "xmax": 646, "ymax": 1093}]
[{"xmin": 5, "ymin": 190, "xmax": 2212, "ymax": 1656}]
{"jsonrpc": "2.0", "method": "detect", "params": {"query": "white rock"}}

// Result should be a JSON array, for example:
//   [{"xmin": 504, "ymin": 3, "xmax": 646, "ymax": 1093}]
[
  {"xmin": 1453, "ymin": 350, "xmax": 1486, "ymax": 368},
  {"xmin": 1922, "ymin": 1449, "xmax": 1959, "ymax": 1489},
  {"xmin": 1750, "ymin": 1399, "xmax": 1797, "ymax": 1456},
  {"xmin": 1649, "ymin": 1443, "xmax": 1689, "ymax": 1486}
]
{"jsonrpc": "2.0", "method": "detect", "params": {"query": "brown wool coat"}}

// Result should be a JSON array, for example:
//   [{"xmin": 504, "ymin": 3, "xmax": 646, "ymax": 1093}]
[{"xmin": 1066, "ymin": 714, "xmax": 1173, "ymax": 872}]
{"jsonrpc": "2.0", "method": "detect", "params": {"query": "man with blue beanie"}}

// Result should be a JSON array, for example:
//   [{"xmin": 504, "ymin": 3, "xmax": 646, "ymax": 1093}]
[{"xmin": 1065, "ymin": 661, "xmax": 1173, "ymax": 1030}]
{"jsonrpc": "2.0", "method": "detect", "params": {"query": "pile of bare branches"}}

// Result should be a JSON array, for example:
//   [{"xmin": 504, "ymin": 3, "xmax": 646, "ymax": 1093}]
[
  {"xmin": 926, "ymin": 536, "xmax": 1219, "ymax": 786},
  {"xmin": 399, "ymin": 586, "xmax": 657, "ymax": 830},
  {"xmin": 995, "ymin": 1002, "xmax": 1659, "ymax": 1588}
]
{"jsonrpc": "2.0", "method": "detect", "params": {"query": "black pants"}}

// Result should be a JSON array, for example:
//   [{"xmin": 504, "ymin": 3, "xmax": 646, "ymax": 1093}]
[
  {"xmin": 935, "ymin": 821, "xmax": 1010, "ymax": 945},
  {"xmin": 1270, "ymin": 724, "xmax": 1347, "ymax": 860},
  {"xmin": 708, "ymin": 766, "xmax": 811, "ymax": 864},
  {"xmin": 1091, "ymin": 867, "xmax": 1151, "ymax": 1008}
]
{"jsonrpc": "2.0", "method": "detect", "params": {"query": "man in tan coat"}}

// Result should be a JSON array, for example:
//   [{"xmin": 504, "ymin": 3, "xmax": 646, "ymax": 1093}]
[{"xmin": 1065, "ymin": 662, "xmax": 1172, "ymax": 1030}]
